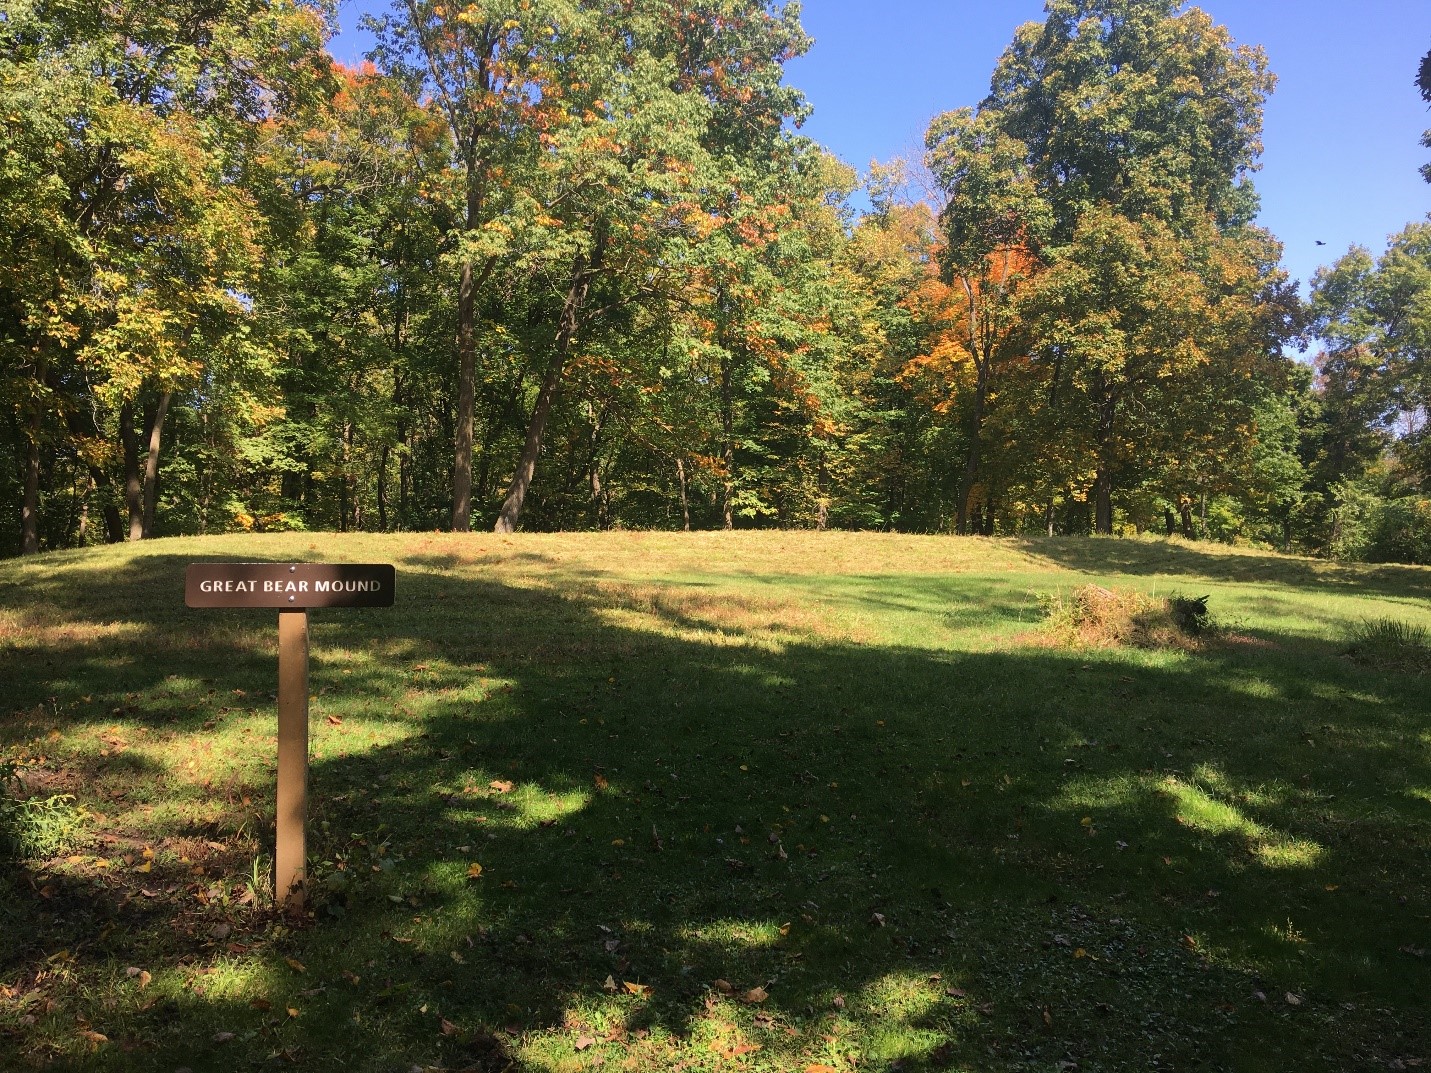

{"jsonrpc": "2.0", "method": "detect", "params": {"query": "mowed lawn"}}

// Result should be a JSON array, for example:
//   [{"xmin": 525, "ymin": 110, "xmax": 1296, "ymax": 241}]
[{"xmin": 1, "ymin": 532, "xmax": 1429, "ymax": 1072}]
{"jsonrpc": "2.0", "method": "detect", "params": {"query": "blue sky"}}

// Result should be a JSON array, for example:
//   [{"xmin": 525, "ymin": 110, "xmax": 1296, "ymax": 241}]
[{"xmin": 330, "ymin": 1, "xmax": 1431, "ymax": 298}]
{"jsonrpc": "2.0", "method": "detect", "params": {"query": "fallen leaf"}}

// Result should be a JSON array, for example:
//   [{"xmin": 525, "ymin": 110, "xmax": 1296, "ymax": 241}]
[
  {"xmin": 466, "ymin": 863, "xmax": 483, "ymax": 879},
  {"xmin": 805, "ymin": 1066, "xmax": 840, "ymax": 1073},
  {"xmin": 832, "ymin": 994, "xmax": 846, "ymax": 1010},
  {"xmin": 714, "ymin": 979, "xmax": 733, "ymax": 994},
  {"xmin": 489, "ymin": 780, "xmax": 515, "ymax": 794},
  {"xmin": 286, "ymin": 1007, "xmax": 299, "ymax": 1018},
  {"xmin": 623, "ymin": 981, "xmax": 650, "ymax": 996},
  {"xmin": 742, "ymin": 986, "xmax": 769, "ymax": 1004},
  {"xmin": 594, "ymin": 773, "xmax": 609, "ymax": 790},
  {"xmin": 285, "ymin": 958, "xmax": 306, "ymax": 973},
  {"xmin": 575, "ymin": 1034, "xmax": 596, "ymax": 1051},
  {"xmin": 439, "ymin": 1018, "xmax": 460, "ymax": 1036},
  {"xmin": 325, "ymin": 714, "xmax": 343, "ymax": 726},
  {"xmin": 602, "ymin": 975, "xmax": 617, "ymax": 993},
  {"xmin": 212, "ymin": 1032, "xmax": 235, "ymax": 1043},
  {"xmin": 135, "ymin": 861, "xmax": 152, "ymax": 873},
  {"xmin": 78, "ymin": 1030, "xmax": 107, "ymax": 1046},
  {"xmin": 1285, "ymin": 992, "xmax": 1303, "ymax": 1007}
]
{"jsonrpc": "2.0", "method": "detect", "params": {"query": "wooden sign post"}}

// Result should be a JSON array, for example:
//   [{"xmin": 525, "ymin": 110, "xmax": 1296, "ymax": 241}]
[{"xmin": 186, "ymin": 563, "xmax": 395, "ymax": 910}]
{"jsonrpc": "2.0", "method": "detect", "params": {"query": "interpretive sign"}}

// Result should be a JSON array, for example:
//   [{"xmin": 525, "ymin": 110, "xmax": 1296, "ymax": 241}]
[
  {"xmin": 186, "ymin": 562, "xmax": 395, "ymax": 910},
  {"xmin": 185, "ymin": 562, "xmax": 394, "ymax": 608}
]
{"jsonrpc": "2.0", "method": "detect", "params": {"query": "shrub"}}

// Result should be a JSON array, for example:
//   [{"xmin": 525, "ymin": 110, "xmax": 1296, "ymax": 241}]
[{"xmin": 1362, "ymin": 497, "xmax": 1431, "ymax": 565}]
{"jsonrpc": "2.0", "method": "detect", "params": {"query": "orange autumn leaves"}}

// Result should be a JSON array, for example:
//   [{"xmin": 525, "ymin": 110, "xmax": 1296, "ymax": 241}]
[{"xmin": 899, "ymin": 242, "xmax": 1040, "ymax": 414}]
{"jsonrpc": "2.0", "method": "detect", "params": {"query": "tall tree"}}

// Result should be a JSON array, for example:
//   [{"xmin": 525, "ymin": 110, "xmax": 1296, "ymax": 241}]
[
  {"xmin": 946, "ymin": 0, "xmax": 1288, "ymax": 533},
  {"xmin": 366, "ymin": 0, "xmax": 567, "ymax": 532}
]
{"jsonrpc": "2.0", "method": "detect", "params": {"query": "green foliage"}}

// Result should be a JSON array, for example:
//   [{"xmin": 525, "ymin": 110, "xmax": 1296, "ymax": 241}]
[
  {"xmin": 1419, "ymin": 44, "xmax": 1431, "ymax": 182},
  {"xmin": 0, "ymin": 761, "xmax": 85, "ymax": 860},
  {"xmin": 3, "ymin": 0, "xmax": 1428, "ymax": 574}
]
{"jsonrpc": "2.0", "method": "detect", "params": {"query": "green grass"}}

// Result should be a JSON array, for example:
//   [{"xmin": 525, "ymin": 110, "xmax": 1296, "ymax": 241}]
[{"xmin": 1, "ymin": 531, "xmax": 1428, "ymax": 1072}]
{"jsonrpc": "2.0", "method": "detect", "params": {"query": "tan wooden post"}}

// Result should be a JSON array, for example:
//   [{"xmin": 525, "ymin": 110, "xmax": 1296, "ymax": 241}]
[{"xmin": 275, "ymin": 609, "xmax": 309, "ymax": 910}]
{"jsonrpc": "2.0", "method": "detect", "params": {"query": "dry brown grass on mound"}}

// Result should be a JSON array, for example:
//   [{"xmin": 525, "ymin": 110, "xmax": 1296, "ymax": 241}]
[{"xmin": 1037, "ymin": 584, "xmax": 1209, "ymax": 650}]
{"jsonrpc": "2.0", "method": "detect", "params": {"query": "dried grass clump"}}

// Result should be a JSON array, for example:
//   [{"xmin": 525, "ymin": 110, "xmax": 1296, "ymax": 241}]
[{"xmin": 1039, "ymin": 585, "xmax": 1209, "ymax": 650}]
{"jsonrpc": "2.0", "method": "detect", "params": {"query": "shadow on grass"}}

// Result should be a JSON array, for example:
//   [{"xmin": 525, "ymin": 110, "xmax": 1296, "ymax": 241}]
[{"xmin": 1, "ymin": 550, "xmax": 1429, "ymax": 1071}]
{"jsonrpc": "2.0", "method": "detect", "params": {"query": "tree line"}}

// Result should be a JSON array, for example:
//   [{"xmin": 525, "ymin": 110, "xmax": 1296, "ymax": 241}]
[{"xmin": 3, "ymin": 0, "xmax": 1430, "ymax": 561}]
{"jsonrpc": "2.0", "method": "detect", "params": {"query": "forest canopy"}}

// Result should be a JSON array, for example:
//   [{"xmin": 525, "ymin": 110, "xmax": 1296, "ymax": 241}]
[{"xmin": 3, "ymin": 0, "xmax": 1430, "ymax": 561}]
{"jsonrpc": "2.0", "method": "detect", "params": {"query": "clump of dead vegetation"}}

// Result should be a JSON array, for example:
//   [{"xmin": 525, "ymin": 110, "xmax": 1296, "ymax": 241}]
[{"xmin": 1038, "ymin": 585, "xmax": 1212, "ymax": 650}]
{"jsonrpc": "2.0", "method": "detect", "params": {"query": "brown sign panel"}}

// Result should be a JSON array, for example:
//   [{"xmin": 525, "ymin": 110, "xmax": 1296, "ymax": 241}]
[{"xmin": 185, "ymin": 563, "xmax": 395, "ymax": 609}]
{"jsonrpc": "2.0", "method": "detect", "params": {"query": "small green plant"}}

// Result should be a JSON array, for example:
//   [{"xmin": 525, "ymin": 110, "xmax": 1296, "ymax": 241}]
[
  {"xmin": 1345, "ymin": 616, "xmax": 1431, "ymax": 672},
  {"xmin": 245, "ymin": 853, "xmax": 273, "ymax": 908},
  {"xmin": 0, "ymin": 760, "xmax": 86, "ymax": 859},
  {"xmin": 1168, "ymin": 593, "xmax": 1212, "ymax": 635}
]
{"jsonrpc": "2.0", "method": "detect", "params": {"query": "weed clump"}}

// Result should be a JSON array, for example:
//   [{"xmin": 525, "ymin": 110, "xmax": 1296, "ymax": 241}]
[
  {"xmin": 0, "ymin": 760, "xmax": 86, "ymax": 860},
  {"xmin": 1039, "ymin": 585, "xmax": 1211, "ymax": 650},
  {"xmin": 1344, "ymin": 616, "xmax": 1431, "ymax": 674}
]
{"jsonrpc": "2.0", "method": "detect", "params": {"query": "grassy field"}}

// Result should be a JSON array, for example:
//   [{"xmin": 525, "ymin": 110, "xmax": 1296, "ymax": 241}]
[{"xmin": 1, "ymin": 531, "xmax": 1428, "ymax": 1072}]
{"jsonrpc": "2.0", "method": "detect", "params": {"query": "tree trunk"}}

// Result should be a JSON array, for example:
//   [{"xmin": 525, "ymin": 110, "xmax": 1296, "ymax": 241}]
[
  {"xmin": 1093, "ymin": 378, "xmax": 1116, "ymax": 535},
  {"xmin": 1093, "ymin": 470, "xmax": 1113, "ymax": 534},
  {"xmin": 956, "ymin": 376, "xmax": 989, "ymax": 535},
  {"xmin": 121, "ymin": 401, "xmax": 144, "ymax": 541},
  {"xmin": 57, "ymin": 396, "xmax": 122, "ymax": 542},
  {"xmin": 493, "ymin": 355, "xmax": 561, "ymax": 534},
  {"xmin": 141, "ymin": 390, "xmax": 171, "ymax": 538},
  {"xmin": 338, "ymin": 420, "xmax": 352, "ymax": 533},
  {"xmin": 452, "ymin": 256, "xmax": 476, "ymax": 532},
  {"xmin": 493, "ymin": 234, "xmax": 604, "ymax": 534},
  {"xmin": 76, "ymin": 474, "xmax": 92, "ymax": 545},
  {"xmin": 1045, "ymin": 498, "xmax": 1056, "ymax": 538},
  {"xmin": 719, "ymin": 354, "xmax": 734, "ymax": 531},
  {"xmin": 590, "ymin": 466, "xmax": 606, "ymax": 530},
  {"xmin": 1164, "ymin": 507, "xmax": 1177, "ymax": 537},
  {"xmin": 1179, "ymin": 499, "xmax": 1195, "ymax": 538},
  {"xmin": 955, "ymin": 281, "xmax": 991, "ymax": 536},
  {"xmin": 20, "ymin": 400, "xmax": 42, "ymax": 555},
  {"xmin": 377, "ymin": 443, "xmax": 390, "ymax": 532},
  {"xmin": 676, "ymin": 458, "xmax": 691, "ymax": 531}
]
